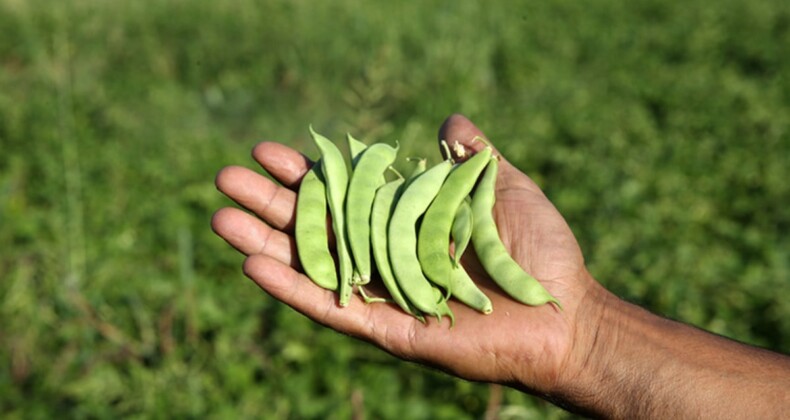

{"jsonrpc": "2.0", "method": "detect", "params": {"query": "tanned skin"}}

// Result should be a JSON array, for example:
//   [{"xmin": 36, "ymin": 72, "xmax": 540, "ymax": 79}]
[{"xmin": 212, "ymin": 114, "xmax": 790, "ymax": 419}]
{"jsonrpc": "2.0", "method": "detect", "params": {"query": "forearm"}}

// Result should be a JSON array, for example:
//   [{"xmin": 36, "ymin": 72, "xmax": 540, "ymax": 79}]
[{"xmin": 555, "ymin": 282, "xmax": 790, "ymax": 419}]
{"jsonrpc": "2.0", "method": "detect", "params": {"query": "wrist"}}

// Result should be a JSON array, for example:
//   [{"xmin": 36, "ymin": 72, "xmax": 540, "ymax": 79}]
[
  {"xmin": 538, "ymin": 269, "xmax": 676, "ymax": 418},
  {"xmin": 544, "ymin": 273, "xmax": 790, "ymax": 419},
  {"xmin": 548, "ymin": 276, "xmax": 686, "ymax": 418},
  {"xmin": 544, "ymin": 272, "xmax": 622, "ymax": 416}
]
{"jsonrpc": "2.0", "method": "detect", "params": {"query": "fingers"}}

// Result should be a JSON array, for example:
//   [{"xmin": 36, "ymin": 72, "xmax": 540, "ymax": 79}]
[
  {"xmin": 244, "ymin": 254, "xmax": 355, "ymax": 324},
  {"xmin": 216, "ymin": 166, "xmax": 297, "ymax": 232},
  {"xmin": 252, "ymin": 141, "xmax": 313, "ymax": 189},
  {"xmin": 216, "ymin": 141, "xmax": 316, "ymax": 233},
  {"xmin": 243, "ymin": 254, "xmax": 412, "ymax": 343},
  {"xmin": 211, "ymin": 207, "xmax": 299, "ymax": 268}
]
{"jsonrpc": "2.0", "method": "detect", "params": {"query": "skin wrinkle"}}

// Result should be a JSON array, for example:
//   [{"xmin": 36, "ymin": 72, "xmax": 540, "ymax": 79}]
[
  {"xmin": 497, "ymin": 164, "xmax": 545, "ymax": 196},
  {"xmin": 283, "ymin": 234, "xmax": 300, "ymax": 270},
  {"xmin": 361, "ymin": 303, "xmax": 381, "ymax": 343},
  {"xmin": 283, "ymin": 266, "xmax": 310, "ymax": 305},
  {"xmin": 265, "ymin": 182, "xmax": 296, "ymax": 232},
  {"xmin": 403, "ymin": 321, "xmax": 420, "ymax": 360},
  {"xmin": 472, "ymin": 341, "xmax": 501, "ymax": 381},
  {"xmin": 375, "ymin": 319, "xmax": 395, "ymax": 355},
  {"xmin": 496, "ymin": 199, "xmax": 572, "ymax": 284},
  {"xmin": 376, "ymin": 309, "xmax": 414, "ymax": 359},
  {"xmin": 506, "ymin": 219, "xmax": 535, "ymax": 267},
  {"xmin": 253, "ymin": 221, "xmax": 274, "ymax": 257},
  {"xmin": 256, "ymin": 176, "xmax": 280, "ymax": 216},
  {"xmin": 217, "ymin": 167, "xmax": 297, "ymax": 232},
  {"xmin": 493, "ymin": 334, "xmax": 526, "ymax": 384},
  {"xmin": 320, "ymin": 282, "xmax": 344, "ymax": 319},
  {"xmin": 566, "ymin": 287, "xmax": 607, "ymax": 399},
  {"xmin": 360, "ymin": 305, "xmax": 387, "ymax": 346},
  {"xmin": 533, "ymin": 238, "xmax": 572, "ymax": 280}
]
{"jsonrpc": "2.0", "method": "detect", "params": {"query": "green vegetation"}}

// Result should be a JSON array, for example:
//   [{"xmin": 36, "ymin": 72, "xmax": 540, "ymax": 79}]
[{"xmin": 1, "ymin": 0, "xmax": 788, "ymax": 417}]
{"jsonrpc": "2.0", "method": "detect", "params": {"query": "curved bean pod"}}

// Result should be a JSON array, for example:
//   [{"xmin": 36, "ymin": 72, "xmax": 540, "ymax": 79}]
[
  {"xmin": 370, "ymin": 178, "xmax": 422, "ymax": 320},
  {"xmin": 451, "ymin": 197, "xmax": 473, "ymax": 267},
  {"xmin": 388, "ymin": 158, "xmax": 454, "ymax": 319},
  {"xmin": 417, "ymin": 147, "xmax": 492, "ymax": 312},
  {"xmin": 405, "ymin": 157, "xmax": 427, "ymax": 181},
  {"xmin": 346, "ymin": 142, "xmax": 399, "ymax": 284},
  {"xmin": 295, "ymin": 161, "xmax": 338, "ymax": 290},
  {"xmin": 346, "ymin": 133, "xmax": 368, "ymax": 168},
  {"xmin": 471, "ymin": 157, "xmax": 560, "ymax": 308},
  {"xmin": 309, "ymin": 126, "xmax": 354, "ymax": 306}
]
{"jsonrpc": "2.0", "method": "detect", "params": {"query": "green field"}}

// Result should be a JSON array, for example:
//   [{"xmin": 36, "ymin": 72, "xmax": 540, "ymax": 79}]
[{"xmin": 2, "ymin": 0, "xmax": 789, "ymax": 418}]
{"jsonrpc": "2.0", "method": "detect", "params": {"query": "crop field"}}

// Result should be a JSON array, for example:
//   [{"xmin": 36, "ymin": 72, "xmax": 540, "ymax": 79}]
[{"xmin": 1, "ymin": 0, "xmax": 789, "ymax": 418}]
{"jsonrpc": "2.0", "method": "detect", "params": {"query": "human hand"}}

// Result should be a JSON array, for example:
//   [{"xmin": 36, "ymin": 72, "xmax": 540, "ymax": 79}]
[{"xmin": 212, "ymin": 114, "xmax": 608, "ymax": 400}]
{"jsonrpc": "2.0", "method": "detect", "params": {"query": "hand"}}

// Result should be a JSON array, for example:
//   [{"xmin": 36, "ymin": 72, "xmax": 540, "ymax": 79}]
[
  {"xmin": 213, "ymin": 114, "xmax": 790, "ymax": 418},
  {"xmin": 211, "ymin": 114, "xmax": 606, "ymax": 399}
]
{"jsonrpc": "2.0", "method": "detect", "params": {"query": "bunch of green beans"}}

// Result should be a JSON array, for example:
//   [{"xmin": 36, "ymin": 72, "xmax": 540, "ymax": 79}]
[{"xmin": 296, "ymin": 127, "xmax": 560, "ymax": 325}]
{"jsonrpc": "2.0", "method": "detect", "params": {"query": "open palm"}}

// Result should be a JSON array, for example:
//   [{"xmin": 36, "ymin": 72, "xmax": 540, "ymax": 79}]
[{"xmin": 212, "ymin": 114, "xmax": 601, "ymax": 396}]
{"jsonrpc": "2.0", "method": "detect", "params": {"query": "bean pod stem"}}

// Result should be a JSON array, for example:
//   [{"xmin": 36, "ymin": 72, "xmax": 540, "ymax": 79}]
[{"xmin": 309, "ymin": 126, "xmax": 355, "ymax": 306}]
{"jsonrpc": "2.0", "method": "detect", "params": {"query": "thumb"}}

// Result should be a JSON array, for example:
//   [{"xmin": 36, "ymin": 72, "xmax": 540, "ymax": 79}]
[
  {"xmin": 438, "ymin": 113, "xmax": 501, "ymax": 160},
  {"xmin": 437, "ymin": 114, "xmax": 545, "ymax": 196}
]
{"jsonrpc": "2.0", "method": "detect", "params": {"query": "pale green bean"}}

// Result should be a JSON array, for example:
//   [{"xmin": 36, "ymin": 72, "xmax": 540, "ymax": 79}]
[
  {"xmin": 346, "ymin": 142, "xmax": 399, "ymax": 284},
  {"xmin": 370, "ymin": 178, "xmax": 422, "ymax": 320},
  {"xmin": 295, "ymin": 160, "xmax": 338, "ymax": 290},
  {"xmin": 418, "ymin": 147, "xmax": 492, "ymax": 313},
  {"xmin": 309, "ymin": 126, "xmax": 354, "ymax": 306},
  {"xmin": 451, "ymin": 197, "xmax": 473, "ymax": 267},
  {"xmin": 389, "ymin": 158, "xmax": 454, "ymax": 320},
  {"xmin": 347, "ymin": 133, "xmax": 367, "ymax": 168},
  {"xmin": 471, "ymin": 157, "xmax": 560, "ymax": 308}
]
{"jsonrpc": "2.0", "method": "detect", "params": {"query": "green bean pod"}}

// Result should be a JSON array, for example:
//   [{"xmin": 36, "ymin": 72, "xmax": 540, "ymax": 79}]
[
  {"xmin": 404, "ymin": 157, "xmax": 427, "ymax": 181},
  {"xmin": 471, "ymin": 157, "xmax": 560, "ymax": 308},
  {"xmin": 389, "ymin": 159, "xmax": 454, "ymax": 320},
  {"xmin": 346, "ymin": 142, "xmax": 399, "ymax": 284},
  {"xmin": 309, "ymin": 126, "xmax": 354, "ymax": 306},
  {"xmin": 347, "ymin": 133, "xmax": 368, "ymax": 168},
  {"xmin": 295, "ymin": 161, "xmax": 338, "ymax": 290},
  {"xmin": 451, "ymin": 197, "xmax": 473, "ymax": 267},
  {"xmin": 418, "ymin": 147, "xmax": 493, "ymax": 313},
  {"xmin": 370, "ymin": 178, "xmax": 423, "ymax": 320}
]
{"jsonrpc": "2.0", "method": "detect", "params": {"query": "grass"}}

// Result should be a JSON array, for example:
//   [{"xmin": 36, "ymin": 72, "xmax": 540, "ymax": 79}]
[{"xmin": 1, "ymin": 0, "xmax": 789, "ymax": 418}]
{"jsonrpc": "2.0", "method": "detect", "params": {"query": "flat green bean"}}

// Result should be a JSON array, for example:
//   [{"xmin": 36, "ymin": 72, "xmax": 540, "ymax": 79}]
[
  {"xmin": 347, "ymin": 133, "xmax": 367, "ymax": 169},
  {"xmin": 295, "ymin": 160, "xmax": 338, "ymax": 290},
  {"xmin": 389, "ymin": 157, "xmax": 454, "ymax": 320},
  {"xmin": 346, "ymin": 142, "xmax": 399, "ymax": 284},
  {"xmin": 471, "ymin": 157, "xmax": 560, "ymax": 308},
  {"xmin": 451, "ymin": 197, "xmax": 473, "ymax": 267},
  {"xmin": 406, "ymin": 157, "xmax": 427, "ymax": 180},
  {"xmin": 418, "ymin": 147, "xmax": 492, "ymax": 313},
  {"xmin": 309, "ymin": 126, "xmax": 354, "ymax": 306},
  {"xmin": 370, "ymin": 178, "xmax": 423, "ymax": 320}
]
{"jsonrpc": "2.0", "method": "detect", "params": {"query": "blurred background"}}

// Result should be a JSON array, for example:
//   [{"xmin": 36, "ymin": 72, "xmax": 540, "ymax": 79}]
[{"xmin": 1, "ymin": 0, "xmax": 788, "ymax": 418}]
